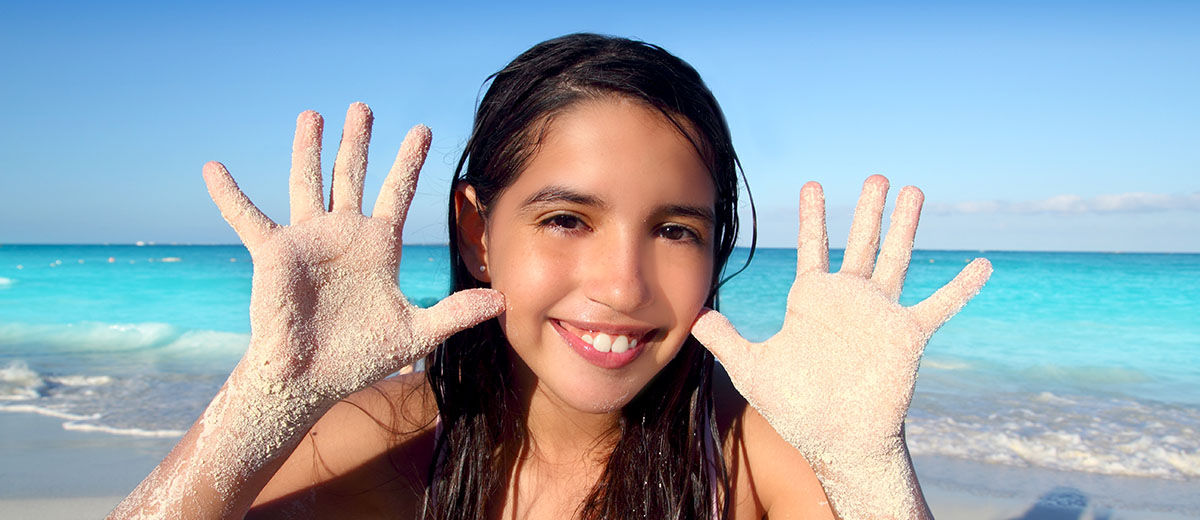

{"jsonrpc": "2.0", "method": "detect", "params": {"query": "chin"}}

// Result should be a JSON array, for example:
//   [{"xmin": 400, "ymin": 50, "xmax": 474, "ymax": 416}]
[{"xmin": 559, "ymin": 384, "xmax": 642, "ymax": 414}]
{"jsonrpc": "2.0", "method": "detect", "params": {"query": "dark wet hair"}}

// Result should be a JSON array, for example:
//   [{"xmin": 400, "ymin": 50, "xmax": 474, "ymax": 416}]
[{"xmin": 425, "ymin": 33, "xmax": 755, "ymax": 519}]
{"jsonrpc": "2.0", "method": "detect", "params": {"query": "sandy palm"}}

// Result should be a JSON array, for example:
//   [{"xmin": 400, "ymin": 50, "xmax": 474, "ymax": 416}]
[
  {"xmin": 203, "ymin": 103, "xmax": 503, "ymax": 398},
  {"xmin": 692, "ymin": 175, "xmax": 991, "ymax": 458}
]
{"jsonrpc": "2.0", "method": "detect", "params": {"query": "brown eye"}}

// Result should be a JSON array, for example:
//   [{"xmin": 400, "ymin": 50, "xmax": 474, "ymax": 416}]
[
  {"xmin": 539, "ymin": 213, "xmax": 590, "ymax": 235},
  {"xmin": 549, "ymin": 214, "xmax": 582, "ymax": 230},
  {"xmin": 657, "ymin": 225, "xmax": 698, "ymax": 242}
]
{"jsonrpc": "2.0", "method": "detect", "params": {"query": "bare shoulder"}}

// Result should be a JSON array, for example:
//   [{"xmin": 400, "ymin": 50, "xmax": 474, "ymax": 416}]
[
  {"xmin": 714, "ymin": 364, "xmax": 835, "ymax": 519},
  {"xmin": 250, "ymin": 371, "xmax": 439, "ymax": 518}
]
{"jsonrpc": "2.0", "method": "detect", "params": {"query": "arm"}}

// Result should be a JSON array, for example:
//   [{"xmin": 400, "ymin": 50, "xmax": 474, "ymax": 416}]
[
  {"xmin": 694, "ymin": 176, "xmax": 990, "ymax": 519},
  {"xmin": 108, "ymin": 356, "xmax": 327, "ymax": 519},
  {"xmin": 249, "ymin": 375, "xmax": 439, "ymax": 517},
  {"xmin": 109, "ymin": 104, "xmax": 503, "ymax": 519},
  {"xmin": 714, "ymin": 367, "xmax": 837, "ymax": 519}
]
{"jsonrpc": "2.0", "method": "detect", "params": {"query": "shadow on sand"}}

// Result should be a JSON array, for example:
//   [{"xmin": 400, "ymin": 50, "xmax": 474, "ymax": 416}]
[{"xmin": 1008, "ymin": 487, "xmax": 1112, "ymax": 520}]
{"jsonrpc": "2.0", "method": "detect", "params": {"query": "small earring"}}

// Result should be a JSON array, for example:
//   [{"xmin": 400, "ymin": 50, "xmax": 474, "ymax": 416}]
[{"xmin": 479, "ymin": 265, "xmax": 487, "ymax": 272}]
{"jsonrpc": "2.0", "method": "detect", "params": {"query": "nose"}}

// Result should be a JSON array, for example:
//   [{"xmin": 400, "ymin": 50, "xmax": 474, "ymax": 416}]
[{"xmin": 582, "ymin": 231, "xmax": 654, "ymax": 313}]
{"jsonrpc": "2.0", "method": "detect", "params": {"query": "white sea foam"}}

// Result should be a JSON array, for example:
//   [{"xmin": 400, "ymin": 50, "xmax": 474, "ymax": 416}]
[
  {"xmin": 0, "ymin": 403, "xmax": 100, "ymax": 421},
  {"xmin": 0, "ymin": 364, "xmax": 187, "ymax": 438},
  {"xmin": 1, "ymin": 360, "xmax": 114, "ymax": 399},
  {"xmin": 0, "ymin": 323, "xmax": 243, "ymax": 442},
  {"xmin": 62, "ymin": 421, "xmax": 184, "ymax": 438},
  {"xmin": 0, "ymin": 276, "xmax": 13, "ymax": 287},
  {"xmin": 908, "ymin": 391, "xmax": 1200, "ymax": 481},
  {"xmin": 1031, "ymin": 391, "xmax": 1078, "ymax": 405},
  {"xmin": 0, "ymin": 360, "xmax": 43, "ymax": 400},
  {"xmin": 47, "ymin": 374, "xmax": 113, "ymax": 386}
]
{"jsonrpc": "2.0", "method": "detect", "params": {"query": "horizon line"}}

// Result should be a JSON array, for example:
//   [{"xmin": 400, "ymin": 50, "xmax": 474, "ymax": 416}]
[{"xmin": 2, "ymin": 243, "xmax": 1197, "ymax": 255}]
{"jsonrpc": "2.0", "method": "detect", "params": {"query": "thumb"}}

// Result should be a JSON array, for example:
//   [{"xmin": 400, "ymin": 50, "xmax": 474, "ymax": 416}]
[
  {"xmin": 691, "ymin": 308, "xmax": 754, "ymax": 376},
  {"xmin": 412, "ymin": 289, "xmax": 505, "ymax": 347},
  {"xmin": 911, "ymin": 257, "xmax": 992, "ymax": 334}
]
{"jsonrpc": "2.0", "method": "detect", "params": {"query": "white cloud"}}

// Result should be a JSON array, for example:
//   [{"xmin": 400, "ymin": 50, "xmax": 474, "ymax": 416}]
[{"xmin": 928, "ymin": 191, "xmax": 1200, "ymax": 215}]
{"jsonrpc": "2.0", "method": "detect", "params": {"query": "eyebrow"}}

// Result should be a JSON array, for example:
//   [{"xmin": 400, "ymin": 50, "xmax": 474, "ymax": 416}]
[
  {"xmin": 521, "ymin": 185, "xmax": 609, "ymax": 210},
  {"xmin": 660, "ymin": 204, "xmax": 716, "ymax": 226},
  {"xmin": 521, "ymin": 184, "xmax": 715, "ymax": 226}
]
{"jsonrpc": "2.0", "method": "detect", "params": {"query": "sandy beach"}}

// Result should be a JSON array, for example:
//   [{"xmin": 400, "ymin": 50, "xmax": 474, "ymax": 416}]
[
  {"xmin": 0, "ymin": 413, "xmax": 171, "ymax": 519},
  {"xmin": 915, "ymin": 455, "xmax": 1199, "ymax": 519},
  {"xmin": 2, "ymin": 411, "xmax": 1195, "ymax": 519}
]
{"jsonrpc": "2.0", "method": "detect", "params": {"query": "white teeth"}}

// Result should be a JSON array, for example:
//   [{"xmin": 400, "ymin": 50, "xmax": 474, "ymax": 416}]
[
  {"xmin": 611, "ymin": 335, "xmax": 629, "ymax": 353},
  {"xmin": 593, "ymin": 333, "xmax": 613, "ymax": 353},
  {"xmin": 564, "ymin": 323, "xmax": 642, "ymax": 354}
]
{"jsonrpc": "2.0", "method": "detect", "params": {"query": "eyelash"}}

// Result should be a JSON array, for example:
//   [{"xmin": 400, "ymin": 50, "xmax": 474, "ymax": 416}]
[
  {"xmin": 537, "ymin": 213, "xmax": 702, "ymax": 244},
  {"xmin": 538, "ymin": 213, "xmax": 590, "ymax": 236},
  {"xmin": 656, "ymin": 224, "xmax": 702, "ymax": 243}
]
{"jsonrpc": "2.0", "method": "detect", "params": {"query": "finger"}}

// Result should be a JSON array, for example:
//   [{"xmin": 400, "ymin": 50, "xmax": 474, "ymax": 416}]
[
  {"xmin": 372, "ymin": 125, "xmax": 432, "ymax": 232},
  {"xmin": 872, "ymin": 185, "xmax": 924, "ymax": 301},
  {"xmin": 330, "ymin": 102, "xmax": 373, "ymax": 213},
  {"xmin": 839, "ymin": 175, "xmax": 889, "ymax": 277},
  {"xmin": 911, "ymin": 258, "xmax": 992, "ymax": 333},
  {"xmin": 796, "ymin": 181, "xmax": 829, "ymax": 275},
  {"xmin": 289, "ymin": 110, "xmax": 325, "ymax": 224},
  {"xmin": 691, "ymin": 308, "xmax": 755, "ymax": 377},
  {"xmin": 202, "ymin": 161, "xmax": 276, "ymax": 249},
  {"xmin": 411, "ymin": 289, "xmax": 506, "ymax": 347}
]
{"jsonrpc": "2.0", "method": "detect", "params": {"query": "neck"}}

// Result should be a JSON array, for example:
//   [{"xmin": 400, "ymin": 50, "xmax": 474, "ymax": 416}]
[{"xmin": 513, "ymin": 360, "xmax": 621, "ymax": 466}]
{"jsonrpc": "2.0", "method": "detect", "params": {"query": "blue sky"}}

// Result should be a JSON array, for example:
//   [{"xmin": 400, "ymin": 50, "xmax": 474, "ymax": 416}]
[{"xmin": 2, "ymin": 1, "xmax": 1197, "ymax": 251}]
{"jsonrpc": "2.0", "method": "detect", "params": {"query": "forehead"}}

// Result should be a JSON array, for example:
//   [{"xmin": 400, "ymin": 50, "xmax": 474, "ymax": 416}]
[{"xmin": 497, "ymin": 97, "xmax": 716, "ymax": 211}]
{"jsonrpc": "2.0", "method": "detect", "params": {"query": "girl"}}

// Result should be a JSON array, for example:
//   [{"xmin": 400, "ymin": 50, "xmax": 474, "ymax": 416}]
[{"xmin": 111, "ymin": 33, "xmax": 990, "ymax": 519}]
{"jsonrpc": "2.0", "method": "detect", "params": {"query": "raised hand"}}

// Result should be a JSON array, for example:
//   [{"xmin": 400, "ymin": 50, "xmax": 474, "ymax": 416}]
[
  {"xmin": 111, "ymin": 105, "xmax": 505, "ymax": 520},
  {"xmin": 691, "ymin": 175, "xmax": 990, "ymax": 519},
  {"xmin": 204, "ymin": 103, "xmax": 504, "ymax": 399}
]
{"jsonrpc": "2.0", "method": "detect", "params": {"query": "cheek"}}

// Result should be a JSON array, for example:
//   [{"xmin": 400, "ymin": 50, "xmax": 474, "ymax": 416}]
[
  {"xmin": 492, "ymin": 240, "xmax": 570, "ymax": 298},
  {"xmin": 650, "ymin": 252, "xmax": 714, "ymax": 357},
  {"xmin": 659, "ymin": 253, "xmax": 714, "ymax": 315},
  {"xmin": 488, "ymin": 234, "xmax": 574, "ymax": 339}
]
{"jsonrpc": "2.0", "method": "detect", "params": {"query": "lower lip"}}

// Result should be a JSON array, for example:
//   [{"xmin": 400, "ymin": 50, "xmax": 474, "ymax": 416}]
[{"xmin": 551, "ymin": 320, "xmax": 647, "ymax": 370}]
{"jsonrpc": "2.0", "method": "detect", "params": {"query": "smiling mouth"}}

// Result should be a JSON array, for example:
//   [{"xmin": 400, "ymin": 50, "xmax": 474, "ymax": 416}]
[{"xmin": 551, "ymin": 319, "xmax": 656, "ymax": 368}]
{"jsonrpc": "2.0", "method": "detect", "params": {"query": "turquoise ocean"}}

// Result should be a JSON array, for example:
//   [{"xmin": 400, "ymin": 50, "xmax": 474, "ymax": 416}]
[{"xmin": 2, "ymin": 245, "xmax": 1198, "ymax": 498}]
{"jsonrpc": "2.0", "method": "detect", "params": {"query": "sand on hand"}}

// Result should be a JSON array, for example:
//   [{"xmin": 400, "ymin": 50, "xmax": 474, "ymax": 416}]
[
  {"xmin": 109, "ymin": 104, "xmax": 504, "ymax": 519},
  {"xmin": 693, "ymin": 176, "xmax": 991, "ymax": 519}
]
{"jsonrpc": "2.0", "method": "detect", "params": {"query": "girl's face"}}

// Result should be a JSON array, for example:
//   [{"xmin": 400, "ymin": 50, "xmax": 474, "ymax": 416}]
[{"xmin": 466, "ymin": 97, "xmax": 716, "ymax": 414}]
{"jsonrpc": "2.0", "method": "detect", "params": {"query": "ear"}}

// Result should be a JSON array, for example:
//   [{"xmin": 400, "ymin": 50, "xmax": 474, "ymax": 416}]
[{"xmin": 454, "ymin": 182, "xmax": 491, "ymax": 283}]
